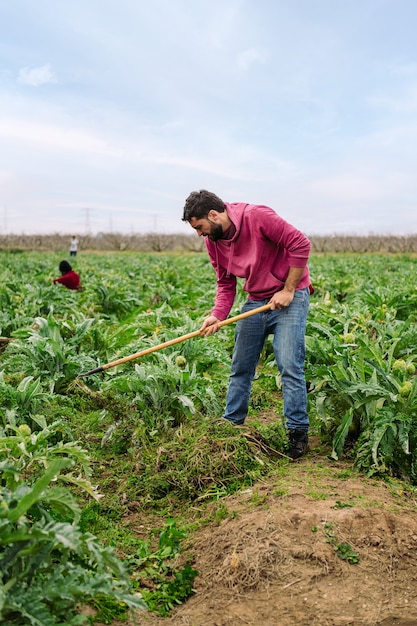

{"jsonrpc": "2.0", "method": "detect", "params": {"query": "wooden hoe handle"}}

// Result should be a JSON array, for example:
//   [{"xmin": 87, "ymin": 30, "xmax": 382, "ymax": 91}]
[{"xmin": 79, "ymin": 303, "xmax": 271, "ymax": 377}]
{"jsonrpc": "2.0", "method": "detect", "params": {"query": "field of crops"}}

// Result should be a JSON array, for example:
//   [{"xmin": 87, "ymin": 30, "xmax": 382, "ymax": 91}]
[{"xmin": 1, "ymin": 250, "xmax": 417, "ymax": 624}]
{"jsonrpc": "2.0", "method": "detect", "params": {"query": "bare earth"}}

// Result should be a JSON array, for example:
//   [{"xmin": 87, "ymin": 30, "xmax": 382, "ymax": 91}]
[{"xmin": 115, "ymin": 437, "xmax": 417, "ymax": 626}]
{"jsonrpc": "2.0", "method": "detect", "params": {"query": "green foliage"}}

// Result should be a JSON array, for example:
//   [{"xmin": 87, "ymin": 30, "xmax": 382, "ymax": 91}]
[
  {"xmin": 0, "ymin": 451, "xmax": 146, "ymax": 624},
  {"xmin": 101, "ymin": 354, "xmax": 223, "ymax": 436},
  {"xmin": 306, "ymin": 254, "xmax": 417, "ymax": 481},
  {"xmin": 129, "ymin": 519, "xmax": 198, "ymax": 617},
  {"xmin": 1, "ymin": 250, "xmax": 417, "ymax": 620},
  {"xmin": 0, "ymin": 412, "xmax": 99, "ymax": 502},
  {"xmin": 0, "ymin": 410, "xmax": 145, "ymax": 623},
  {"xmin": 3, "ymin": 313, "xmax": 97, "ymax": 393},
  {"xmin": 334, "ymin": 543, "xmax": 360, "ymax": 564},
  {"xmin": 94, "ymin": 283, "xmax": 141, "ymax": 319},
  {"xmin": 323, "ymin": 522, "xmax": 360, "ymax": 564},
  {"xmin": 124, "ymin": 419, "xmax": 280, "ymax": 507},
  {"xmin": 0, "ymin": 373, "xmax": 54, "ymax": 422}
]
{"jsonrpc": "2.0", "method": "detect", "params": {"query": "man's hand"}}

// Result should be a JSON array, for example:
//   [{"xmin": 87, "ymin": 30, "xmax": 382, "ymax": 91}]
[
  {"xmin": 269, "ymin": 288, "xmax": 295, "ymax": 310},
  {"xmin": 269, "ymin": 266, "xmax": 305, "ymax": 310},
  {"xmin": 199, "ymin": 315, "xmax": 221, "ymax": 336}
]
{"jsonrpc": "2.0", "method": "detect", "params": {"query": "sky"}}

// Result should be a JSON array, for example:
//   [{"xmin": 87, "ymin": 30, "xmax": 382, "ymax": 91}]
[{"xmin": 1, "ymin": 0, "xmax": 416, "ymax": 236}]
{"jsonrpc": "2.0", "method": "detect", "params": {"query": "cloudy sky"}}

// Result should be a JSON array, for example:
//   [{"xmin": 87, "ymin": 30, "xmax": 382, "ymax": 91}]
[{"xmin": 1, "ymin": 0, "xmax": 416, "ymax": 236}]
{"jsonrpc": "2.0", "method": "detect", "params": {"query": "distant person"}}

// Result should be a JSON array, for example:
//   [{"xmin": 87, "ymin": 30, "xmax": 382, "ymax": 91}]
[
  {"xmin": 69, "ymin": 236, "xmax": 79, "ymax": 257},
  {"xmin": 53, "ymin": 260, "xmax": 81, "ymax": 290}
]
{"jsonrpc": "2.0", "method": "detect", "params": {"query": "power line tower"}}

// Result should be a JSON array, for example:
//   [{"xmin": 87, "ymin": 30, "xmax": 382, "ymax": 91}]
[{"xmin": 81, "ymin": 207, "xmax": 94, "ymax": 234}]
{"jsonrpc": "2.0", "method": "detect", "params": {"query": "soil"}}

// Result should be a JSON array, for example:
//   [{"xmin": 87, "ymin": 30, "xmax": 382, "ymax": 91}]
[{"xmin": 112, "ymin": 436, "xmax": 417, "ymax": 626}]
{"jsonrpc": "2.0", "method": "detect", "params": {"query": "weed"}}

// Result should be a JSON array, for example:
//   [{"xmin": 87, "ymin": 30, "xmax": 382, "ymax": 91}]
[
  {"xmin": 331, "ymin": 500, "xmax": 353, "ymax": 509},
  {"xmin": 306, "ymin": 490, "xmax": 330, "ymax": 500},
  {"xmin": 323, "ymin": 523, "xmax": 360, "ymax": 564},
  {"xmin": 214, "ymin": 504, "xmax": 230, "ymax": 523},
  {"xmin": 129, "ymin": 519, "xmax": 198, "ymax": 617},
  {"xmin": 250, "ymin": 490, "xmax": 267, "ymax": 506},
  {"xmin": 334, "ymin": 542, "xmax": 360, "ymax": 563}
]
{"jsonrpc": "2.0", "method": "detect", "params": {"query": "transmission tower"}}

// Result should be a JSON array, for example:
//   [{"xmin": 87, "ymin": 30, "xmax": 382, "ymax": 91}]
[{"xmin": 81, "ymin": 207, "xmax": 94, "ymax": 234}]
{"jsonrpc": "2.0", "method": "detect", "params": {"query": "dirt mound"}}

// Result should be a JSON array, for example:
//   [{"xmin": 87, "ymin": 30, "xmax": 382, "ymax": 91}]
[{"xmin": 130, "ymin": 440, "xmax": 417, "ymax": 626}]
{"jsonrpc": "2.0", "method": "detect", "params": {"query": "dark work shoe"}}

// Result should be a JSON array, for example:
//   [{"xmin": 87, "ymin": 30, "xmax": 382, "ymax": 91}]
[
  {"xmin": 222, "ymin": 417, "xmax": 245, "ymax": 426},
  {"xmin": 288, "ymin": 429, "xmax": 309, "ymax": 460}
]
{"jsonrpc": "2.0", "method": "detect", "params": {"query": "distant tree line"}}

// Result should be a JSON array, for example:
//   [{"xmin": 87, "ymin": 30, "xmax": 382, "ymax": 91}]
[{"xmin": 0, "ymin": 232, "xmax": 416, "ymax": 254}]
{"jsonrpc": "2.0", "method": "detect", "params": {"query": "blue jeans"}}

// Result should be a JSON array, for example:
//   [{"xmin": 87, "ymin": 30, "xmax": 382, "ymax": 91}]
[{"xmin": 223, "ymin": 288, "xmax": 310, "ymax": 430}]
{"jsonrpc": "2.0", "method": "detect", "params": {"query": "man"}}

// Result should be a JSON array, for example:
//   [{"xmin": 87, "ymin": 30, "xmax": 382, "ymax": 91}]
[
  {"xmin": 182, "ymin": 189, "xmax": 312, "ymax": 459},
  {"xmin": 69, "ymin": 236, "xmax": 79, "ymax": 257}
]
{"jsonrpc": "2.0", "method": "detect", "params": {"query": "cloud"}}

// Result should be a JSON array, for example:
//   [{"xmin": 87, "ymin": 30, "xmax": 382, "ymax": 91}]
[
  {"xmin": 237, "ymin": 47, "xmax": 267, "ymax": 71},
  {"xmin": 17, "ymin": 64, "xmax": 56, "ymax": 87},
  {"xmin": 1, "ymin": 1, "xmax": 417, "ymax": 236},
  {"xmin": 0, "ymin": 169, "xmax": 14, "ymax": 185},
  {"xmin": 389, "ymin": 62, "xmax": 417, "ymax": 77},
  {"xmin": 309, "ymin": 172, "xmax": 408, "ymax": 202},
  {"xmin": 0, "ymin": 117, "xmax": 115, "ymax": 155}
]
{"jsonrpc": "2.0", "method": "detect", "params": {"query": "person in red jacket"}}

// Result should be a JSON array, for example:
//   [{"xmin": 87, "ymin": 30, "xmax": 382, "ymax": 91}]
[
  {"xmin": 182, "ymin": 189, "xmax": 312, "ymax": 459},
  {"xmin": 53, "ymin": 260, "xmax": 81, "ymax": 290}
]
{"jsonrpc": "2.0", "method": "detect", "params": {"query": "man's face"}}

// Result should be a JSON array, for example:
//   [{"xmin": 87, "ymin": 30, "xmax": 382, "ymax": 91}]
[{"xmin": 189, "ymin": 217, "xmax": 223, "ymax": 241}]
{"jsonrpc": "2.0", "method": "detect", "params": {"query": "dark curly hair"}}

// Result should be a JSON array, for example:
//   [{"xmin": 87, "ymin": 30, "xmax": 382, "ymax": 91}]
[{"xmin": 182, "ymin": 190, "xmax": 226, "ymax": 222}]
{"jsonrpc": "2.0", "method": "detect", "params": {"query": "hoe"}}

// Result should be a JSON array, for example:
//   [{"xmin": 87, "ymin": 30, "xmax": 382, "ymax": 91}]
[{"xmin": 79, "ymin": 303, "xmax": 271, "ymax": 377}]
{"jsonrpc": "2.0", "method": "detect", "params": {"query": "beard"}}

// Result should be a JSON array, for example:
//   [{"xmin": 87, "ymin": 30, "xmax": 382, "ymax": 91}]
[{"xmin": 206, "ymin": 220, "xmax": 224, "ymax": 241}]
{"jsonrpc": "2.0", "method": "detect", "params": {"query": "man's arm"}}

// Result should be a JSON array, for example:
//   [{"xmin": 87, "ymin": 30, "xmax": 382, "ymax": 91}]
[{"xmin": 269, "ymin": 266, "xmax": 305, "ymax": 310}]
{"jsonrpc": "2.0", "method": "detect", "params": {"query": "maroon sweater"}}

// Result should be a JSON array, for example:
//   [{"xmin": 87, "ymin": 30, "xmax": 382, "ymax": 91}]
[
  {"xmin": 205, "ymin": 202, "xmax": 311, "ymax": 320},
  {"xmin": 53, "ymin": 270, "xmax": 81, "ymax": 290}
]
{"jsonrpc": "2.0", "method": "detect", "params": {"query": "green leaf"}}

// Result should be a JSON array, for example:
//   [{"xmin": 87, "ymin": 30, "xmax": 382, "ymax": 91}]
[
  {"xmin": 8, "ymin": 458, "xmax": 73, "ymax": 523},
  {"xmin": 177, "ymin": 395, "xmax": 196, "ymax": 414},
  {"xmin": 371, "ymin": 421, "xmax": 396, "ymax": 467},
  {"xmin": 40, "ymin": 486, "xmax": 81, "ymax": 523},
  {"xmin": 331, "ymin": 408, "xmax": 354, "ymax": 460}
]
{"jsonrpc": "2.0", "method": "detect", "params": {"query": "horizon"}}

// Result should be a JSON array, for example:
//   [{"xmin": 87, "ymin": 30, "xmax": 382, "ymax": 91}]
[{"xmin": 1, "ymin": 229, "xmax": 417, "ymax": 239}]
